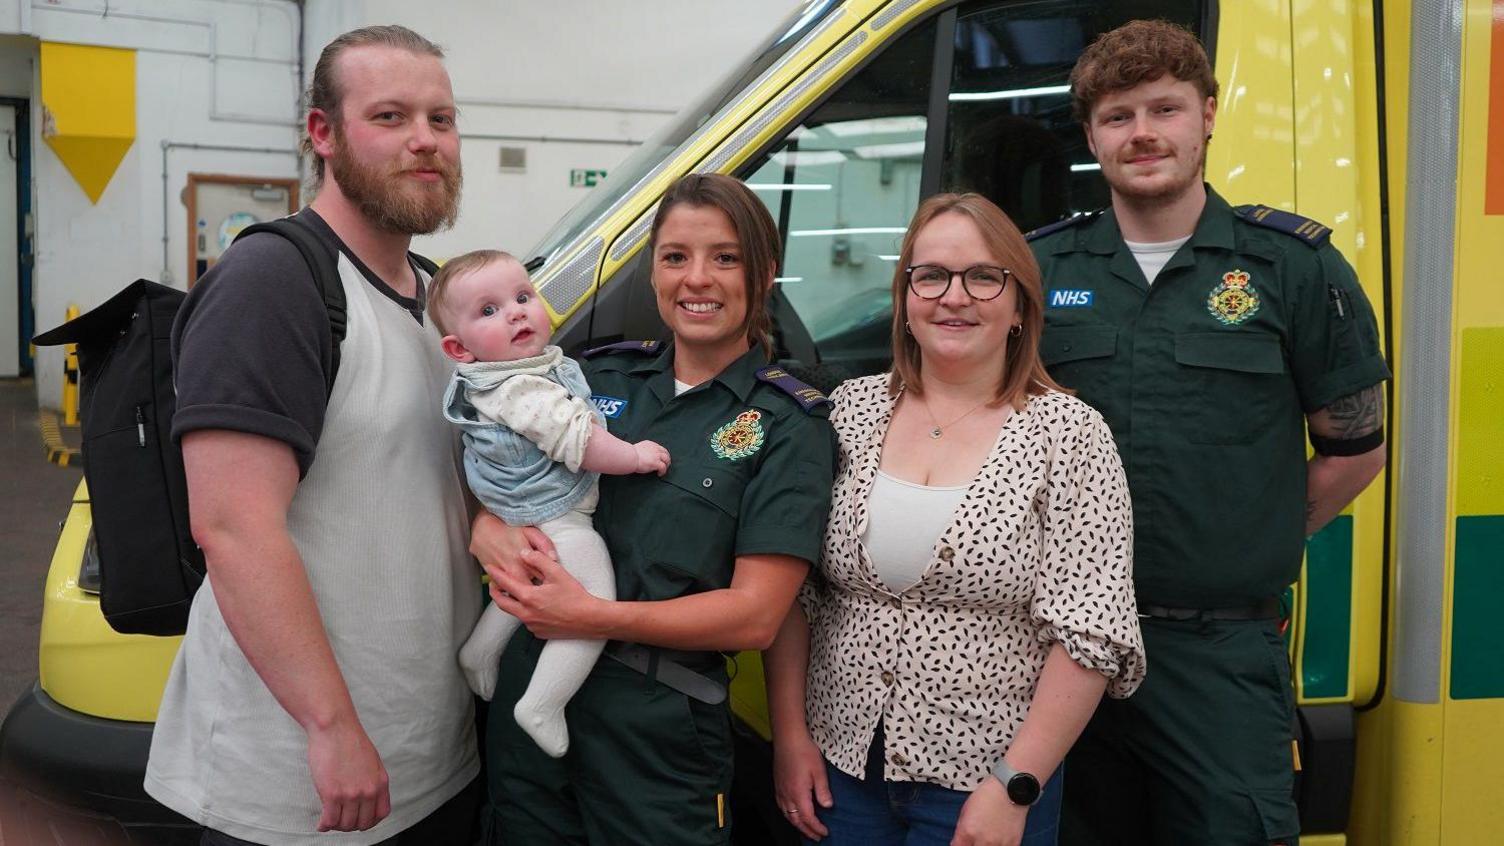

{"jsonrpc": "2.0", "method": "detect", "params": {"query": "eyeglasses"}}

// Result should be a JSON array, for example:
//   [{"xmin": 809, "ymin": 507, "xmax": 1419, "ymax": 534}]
[{"xmin": 905, "ymin": 264, "xmax": 1012, "ymax": 301}]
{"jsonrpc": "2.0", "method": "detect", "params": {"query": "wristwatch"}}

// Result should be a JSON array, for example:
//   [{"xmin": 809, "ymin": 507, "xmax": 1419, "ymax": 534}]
[{"xmin": 991, "ymin": 758, "xmax": 1042, "ymax": 806}]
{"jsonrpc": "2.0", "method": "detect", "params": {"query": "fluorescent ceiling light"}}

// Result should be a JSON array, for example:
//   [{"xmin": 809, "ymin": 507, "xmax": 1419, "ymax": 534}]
[
  {"xmin": 822, "ymin": 116, "xmax": 928, "ymax": 136},
  {"xmin": 949, "ymin": 84, "xmax": 1070, "ymax": 102},
  {"xmin": 771, "ymin": 150, "xmax": 847, "ymax": 166},
  {"xmin": 853, "ymin": 141, "xmax": 925, "ymax": 159},
  {"xmin": 876, "ymin": 254, "xmax": 900, "ymax": 261},
  {"xmin": 747, "ymin": 183, "xmax": 833, "ymax": 191},
  {"xmin": 775, "ymin": 276, "xmax": 804, "ymax": 283},
  {"xmin": 790, "ymin": 227, "xmax": 907, "ymax": 237},
  {"xmin": 1070, "ymin": 162, "xmax": 1101, "ymax": 172}
]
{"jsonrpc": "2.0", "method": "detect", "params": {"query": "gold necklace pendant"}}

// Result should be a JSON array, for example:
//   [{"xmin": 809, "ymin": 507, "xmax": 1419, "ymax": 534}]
[
  {"xmin": 918, "ymin": 392, "xmax": 988, "ymax": 440},
  {"xmin": 904, "ymin": 387, "xmax": 989, "ymax": 440}
]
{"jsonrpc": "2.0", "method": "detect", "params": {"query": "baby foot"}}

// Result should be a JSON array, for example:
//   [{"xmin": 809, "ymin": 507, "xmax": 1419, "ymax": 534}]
[
  {"xmin": 458, "ymin": 635, "xmax": 501, "ymax": 700},
  {"xmin": 514, "ymin": 696, "xmax": 570, "ymax": 758}
]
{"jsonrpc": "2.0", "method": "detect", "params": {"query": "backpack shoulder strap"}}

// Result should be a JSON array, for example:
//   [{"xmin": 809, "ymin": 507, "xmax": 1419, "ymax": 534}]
[
  {"xmin": 234, "ymin": 218, "xmax": 345, "ymax": 396},
  {"xmin": 409, "ymin": 252, "xmax": 440, "ymax": 276}
]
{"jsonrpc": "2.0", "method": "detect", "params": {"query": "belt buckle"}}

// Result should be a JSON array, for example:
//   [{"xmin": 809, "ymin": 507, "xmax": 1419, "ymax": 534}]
[{"xmin": 1138, "ymin": 605, "xmax": 1208, "ymax": 622}]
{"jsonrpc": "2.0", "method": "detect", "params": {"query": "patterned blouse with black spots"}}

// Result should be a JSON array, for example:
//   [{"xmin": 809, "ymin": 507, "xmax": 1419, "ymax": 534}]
[{"xmin": 799, "ymin": 374, "xmax": 1147, "ymax": 792}]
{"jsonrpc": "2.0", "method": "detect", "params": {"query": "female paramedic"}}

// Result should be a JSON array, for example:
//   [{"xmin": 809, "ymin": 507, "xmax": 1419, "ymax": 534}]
[{"xmin": 471, "ymin": 172, "xmax": 837, "ymax": 846}]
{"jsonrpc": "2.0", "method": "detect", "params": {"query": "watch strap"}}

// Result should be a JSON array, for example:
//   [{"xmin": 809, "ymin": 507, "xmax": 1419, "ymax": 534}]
[{"xmin": 990, "ymin": 758, "xmax": 1042, "ymax": 806}]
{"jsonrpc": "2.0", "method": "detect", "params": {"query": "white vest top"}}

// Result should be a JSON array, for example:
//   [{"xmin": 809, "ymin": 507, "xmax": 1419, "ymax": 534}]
[{"xmin": 145, "ymin": 253, "xmax": 481, "ymax": 844}]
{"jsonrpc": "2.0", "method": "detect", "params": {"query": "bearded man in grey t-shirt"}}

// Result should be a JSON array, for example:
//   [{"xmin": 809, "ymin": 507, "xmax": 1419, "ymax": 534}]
[{"xmin": 144, "ymin": 25, "xmax": 482, "ymax": 846}]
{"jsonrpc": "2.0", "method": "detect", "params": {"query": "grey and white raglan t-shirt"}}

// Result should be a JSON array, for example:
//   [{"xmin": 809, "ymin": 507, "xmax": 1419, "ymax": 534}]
[{"xmin": 144, "ymin": 210, "xmax": 481, "ymax": 845}]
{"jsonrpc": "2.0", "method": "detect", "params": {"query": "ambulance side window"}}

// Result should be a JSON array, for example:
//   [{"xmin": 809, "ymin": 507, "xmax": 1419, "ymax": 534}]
[
  {"xmin": 942, "ymin": 0, "xmax": 1205, "ymax": 230},
  {"xmin": 740, "ymin": 17, "xmax": 939, "ymax": 391}
]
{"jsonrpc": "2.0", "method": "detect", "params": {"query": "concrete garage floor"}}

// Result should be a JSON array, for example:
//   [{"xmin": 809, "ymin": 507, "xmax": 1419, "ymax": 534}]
[
  {"xmin": 0, "ymin": 379, "xmax": 105, "ymax": 846},
  {"xmin": 0, "ymin": 379, "xmax": 82, "ymax": 712}
]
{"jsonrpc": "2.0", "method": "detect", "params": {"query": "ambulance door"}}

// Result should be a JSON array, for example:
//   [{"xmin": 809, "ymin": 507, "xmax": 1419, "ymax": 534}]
[{"xmin": 736, "ymin": 13, "xmax": 942, "ymax": 392}]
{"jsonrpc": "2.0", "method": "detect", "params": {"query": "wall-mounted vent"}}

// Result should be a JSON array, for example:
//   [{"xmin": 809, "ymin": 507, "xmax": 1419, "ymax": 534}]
[{"xmin": 499, "ymin": 146, "xmax": 526, "ymax": 172}]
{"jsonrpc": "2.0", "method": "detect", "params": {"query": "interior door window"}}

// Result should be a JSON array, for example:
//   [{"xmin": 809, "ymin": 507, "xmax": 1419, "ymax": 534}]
[
  {"xmin": 943, "ymin": 1, "xmax": 1204, "ymax": 232},
  {"xmin": 740, "ymin": 17, "xmax": 939, "ymax": 390}
]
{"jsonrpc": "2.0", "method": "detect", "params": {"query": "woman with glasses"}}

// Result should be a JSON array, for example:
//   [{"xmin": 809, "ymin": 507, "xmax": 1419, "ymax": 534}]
[{"xmin": 765, "ymin": 193, "xmax": 1145, "ymax": 846}]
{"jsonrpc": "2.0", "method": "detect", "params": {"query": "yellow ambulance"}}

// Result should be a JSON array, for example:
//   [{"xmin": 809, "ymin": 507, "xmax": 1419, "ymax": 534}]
[{"xmin": 3, "ymin": 0, "xmax": 1500, "ymax": 843}]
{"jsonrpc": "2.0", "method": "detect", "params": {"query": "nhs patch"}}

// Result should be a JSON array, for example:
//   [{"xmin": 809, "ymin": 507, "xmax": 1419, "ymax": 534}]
[
  {"xmin": 590, "ymin": 395, "xmax": 628, "ymax": 419},
  {"xmin": 1048, "ymin": 289, "xmax": 1095, "ymax": 308}
]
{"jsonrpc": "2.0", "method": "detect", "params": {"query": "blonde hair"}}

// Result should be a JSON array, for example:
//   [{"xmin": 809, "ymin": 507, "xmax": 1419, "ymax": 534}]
[
  {"xmin": 887, "ymin": 193, "xmax": 1065, "ymax": 408},
  {"xmin": 426, "ymin": 249, "xmax": 518, "ymax": 336}
]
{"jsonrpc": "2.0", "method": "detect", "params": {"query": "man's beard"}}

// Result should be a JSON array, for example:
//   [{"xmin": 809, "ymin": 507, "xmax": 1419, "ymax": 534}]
[
  {"xmin": 328, "ymin": 132, "xmax": 462, "ymax": 235},
  {"xmin": 1108, "ymin": 142, "xmax": 1205, "ymax": 209}
]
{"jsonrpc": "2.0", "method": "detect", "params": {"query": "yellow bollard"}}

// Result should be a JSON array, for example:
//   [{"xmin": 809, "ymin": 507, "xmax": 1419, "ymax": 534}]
[{"xmin": 61, "ymin": 304, "xmax": 80, "ymax": 426}]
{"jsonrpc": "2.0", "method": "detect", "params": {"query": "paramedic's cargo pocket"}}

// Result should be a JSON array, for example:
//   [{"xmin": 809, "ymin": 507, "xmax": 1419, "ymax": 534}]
[
  {"xmin": 649, "ymin": 465, "xmax": 746, "ymax": 595},
  {"xmin": 1041, "ymin": 325, "xmax": 1118, "ymax": 400},
  {"xmin": 1174, "ymin": 332, "xmax": 1287, "ymax": 445}
]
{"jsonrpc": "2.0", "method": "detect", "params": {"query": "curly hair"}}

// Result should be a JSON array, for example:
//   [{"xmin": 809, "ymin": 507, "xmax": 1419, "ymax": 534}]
[{"xmin": 1070, "ymin": 20, "xmax": 1218, "ymax": 123}]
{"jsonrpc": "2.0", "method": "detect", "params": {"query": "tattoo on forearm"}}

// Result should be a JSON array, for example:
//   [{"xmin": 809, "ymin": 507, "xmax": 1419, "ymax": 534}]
[{"xmin": 1312, "ymin": 385, "xmax": 1384, "ymax": 439}]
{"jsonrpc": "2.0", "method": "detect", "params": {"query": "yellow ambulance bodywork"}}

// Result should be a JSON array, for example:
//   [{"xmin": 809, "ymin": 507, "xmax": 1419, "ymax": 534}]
[
  {"xmin": 17, "ymin": 1, "xmax": 1504, "ymax": 842},
  {"xmin": 1344, "ymin": 1, "xmax": 1504, "ymax": 843},
  {"xmin": 36, "ymin": 481, "xmax": 180, "ymax": 722}
]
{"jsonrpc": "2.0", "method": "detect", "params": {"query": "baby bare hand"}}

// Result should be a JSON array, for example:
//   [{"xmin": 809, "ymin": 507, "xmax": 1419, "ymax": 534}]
[{"xmin": 634, "ymin": 440, "xmax": 671, "ymax": 475}]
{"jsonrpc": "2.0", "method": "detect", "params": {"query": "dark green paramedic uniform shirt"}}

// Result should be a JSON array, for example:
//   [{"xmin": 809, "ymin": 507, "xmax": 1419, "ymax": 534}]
[
  {"xmin": 486, "ymin": 342, "xmax": 835, "ymax": 845},
  {"xmin": 583, "ymin": 341, "xmax": 835, "ymax": 607},
  {"xmin": 1030, "ymin": 187, "xmax": 1389, "ymax": 609}
]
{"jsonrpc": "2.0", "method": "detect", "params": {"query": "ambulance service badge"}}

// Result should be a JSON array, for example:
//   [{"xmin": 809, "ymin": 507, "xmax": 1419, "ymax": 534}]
[
  {"xmin": 1207, "ymin": 268, "xmax": 1262, "ymax": 325},
  {"xmin": 711, "ymin": 410, "xmax": 765, "ymax": 461}
]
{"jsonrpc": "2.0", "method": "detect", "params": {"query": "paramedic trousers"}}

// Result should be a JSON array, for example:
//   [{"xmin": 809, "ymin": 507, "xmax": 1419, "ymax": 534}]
[
  {"xmin": 484, "ymin": 631, "xmax": 733, "ymax": 845},
  {"xmin": 1059, "ymin": 616, "xmax": 1300, "ymax": 845}
]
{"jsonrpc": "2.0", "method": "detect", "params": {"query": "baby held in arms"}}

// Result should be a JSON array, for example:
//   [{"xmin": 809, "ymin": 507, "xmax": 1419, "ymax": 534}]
[{"xmin": 428, "ymin": 249, "xmax": 670, "ymax": 757}]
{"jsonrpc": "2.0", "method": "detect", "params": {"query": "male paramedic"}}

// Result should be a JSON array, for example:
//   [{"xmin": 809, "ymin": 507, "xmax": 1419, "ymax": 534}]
[{"xmin": 1027, "ymin": 20, "xmax": 1389, "ymax": 846}]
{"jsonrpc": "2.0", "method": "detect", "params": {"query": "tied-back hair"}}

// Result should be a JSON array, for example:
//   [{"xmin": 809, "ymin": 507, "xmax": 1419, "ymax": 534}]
[
  {"xmin": 647, "ymin": 173, "xmax": 780, "ymax": 357},
  {"xmin": 301, "ymin": 25, "xmax": 446, "ymax": 187},
  {"xmin": 887, "ymin": 193, "xmax": 1065, "ymax": 409}
]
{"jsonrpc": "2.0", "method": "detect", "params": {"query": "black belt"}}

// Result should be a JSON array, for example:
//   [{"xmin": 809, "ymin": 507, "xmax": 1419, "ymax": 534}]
[
  {"xmin": 604, "ymin": 642, "xmax": 727, "ymax": 705},
  {"xmin": 1138, "ymin": 597, "xmax": 1283, "ymax": 622}
]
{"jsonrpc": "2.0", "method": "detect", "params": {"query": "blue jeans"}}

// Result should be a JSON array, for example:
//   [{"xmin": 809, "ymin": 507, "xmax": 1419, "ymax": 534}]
[{"xmin": 808, "ymin": 736, "xmax": 1063, "ymax": 846}]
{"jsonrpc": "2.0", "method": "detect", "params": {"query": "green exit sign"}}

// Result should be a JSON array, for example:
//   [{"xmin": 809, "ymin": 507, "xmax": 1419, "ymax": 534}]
[{"xmin": 570, "ymin": 169, "xmax": 607, "ymax": 188}]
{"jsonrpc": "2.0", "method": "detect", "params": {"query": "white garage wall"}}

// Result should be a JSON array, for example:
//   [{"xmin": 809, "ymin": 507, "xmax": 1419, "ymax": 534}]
[
  {"xmin": 5, "ymin": 0, "xmax": 302, "ymax": 406},
  {"xmin": 303, "ymin": 1, "xmax": 798, "ymax": 264},
  {"xmin": 9, "ymin": 0, "xmax": 797, "ymax": 407}
]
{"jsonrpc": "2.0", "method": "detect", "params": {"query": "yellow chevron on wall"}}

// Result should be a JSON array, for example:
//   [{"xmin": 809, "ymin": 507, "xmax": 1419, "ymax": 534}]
[{"xmin": 40, "ymin": 41, "xmax": 135, "ymax": 204}]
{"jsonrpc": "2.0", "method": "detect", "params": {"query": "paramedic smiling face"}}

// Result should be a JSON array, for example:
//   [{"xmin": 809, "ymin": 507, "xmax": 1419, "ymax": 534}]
[{"xmin": 469, "ymin": 173, "xmax": 837, "ymax": 845}]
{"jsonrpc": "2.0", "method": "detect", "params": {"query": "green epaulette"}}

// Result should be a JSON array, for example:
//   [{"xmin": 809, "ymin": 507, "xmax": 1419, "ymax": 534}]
[
  {"xmin": 1234, "ymin": 204, "xmax": 1332, "ymax": 247},
  {"xmin": 1024, "ymin": 212, "xmax": 1098, "ymax": 242},
  {"xmin": 755, "ymin": 365, "xmax": 830, "ymax": 414},
  {"xmin": 581, "ymin": 340, "xmax": 663, "ymax": 358}
]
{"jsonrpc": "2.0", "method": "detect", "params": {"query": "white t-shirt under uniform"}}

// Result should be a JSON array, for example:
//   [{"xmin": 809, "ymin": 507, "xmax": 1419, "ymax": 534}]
[{"xmin": 1125, "ymin": 235, "xmax": 1191, "ymax": 284}]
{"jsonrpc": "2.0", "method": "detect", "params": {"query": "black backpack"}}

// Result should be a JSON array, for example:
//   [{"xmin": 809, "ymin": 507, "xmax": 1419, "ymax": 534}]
[{"xmin": 32, "ymin": 218, "xmax": 438, "ymax": 635}]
